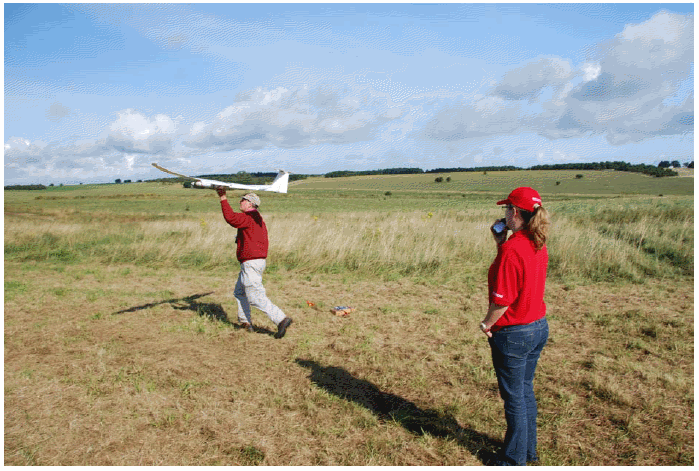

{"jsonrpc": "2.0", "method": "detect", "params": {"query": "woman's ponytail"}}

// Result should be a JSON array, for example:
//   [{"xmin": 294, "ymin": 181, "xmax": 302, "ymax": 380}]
[{"xmin": 520, "ymin": 205, "xmax": 550, "ymax": 250}]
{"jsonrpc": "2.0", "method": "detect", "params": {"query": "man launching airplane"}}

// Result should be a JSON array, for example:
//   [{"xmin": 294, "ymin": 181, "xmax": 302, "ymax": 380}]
[
  {"xmin": 151, "ymin": 163, "xmax": 293, "ymax": 338},
  {"xmin": 216, "ymin": 188, "xmax": 293, "ymax": 339}
]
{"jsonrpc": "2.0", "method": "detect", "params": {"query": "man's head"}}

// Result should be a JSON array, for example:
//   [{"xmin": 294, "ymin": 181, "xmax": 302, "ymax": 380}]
[{"xmin": 240, "ymin": 193, "xmax": 261, "ymax": 211}]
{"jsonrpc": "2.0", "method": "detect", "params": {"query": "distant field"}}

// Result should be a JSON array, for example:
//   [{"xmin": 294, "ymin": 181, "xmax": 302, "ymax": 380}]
[
  {"xmin": 4, "ymin": 170, "xmax": 693, "ymax": 465},
  {"xmin": 292, "ymin": 169, "xmax": 694, "ymax": 196},
  {"xmin": 674, "ymin": 167, "xmax": 694, "ymax": 177},
  {"xmin": 5, "ymin": 169, "xmax": 694, "ymax": 215}
]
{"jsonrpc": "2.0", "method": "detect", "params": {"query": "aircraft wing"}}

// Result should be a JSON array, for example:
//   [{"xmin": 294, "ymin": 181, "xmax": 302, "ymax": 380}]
[
  {"xmin": 152, "ymin": 163, "xmax": 200, "ymax": 181},
  {"xmin": 152, "ymin": 163, "xmax": 290, "ymax": 193}
]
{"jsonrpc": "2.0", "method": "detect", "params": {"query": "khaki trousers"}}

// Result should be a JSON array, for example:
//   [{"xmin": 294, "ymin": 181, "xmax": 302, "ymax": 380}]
[{"xmin": 234, "ymin": 259, "xmax": 286, "ymax": 326}]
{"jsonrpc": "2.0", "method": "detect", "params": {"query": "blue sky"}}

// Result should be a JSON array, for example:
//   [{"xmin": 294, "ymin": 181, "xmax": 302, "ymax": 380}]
[{"xmin": 4, "ymin": 3, "xmax": 694, "ymax": 185}]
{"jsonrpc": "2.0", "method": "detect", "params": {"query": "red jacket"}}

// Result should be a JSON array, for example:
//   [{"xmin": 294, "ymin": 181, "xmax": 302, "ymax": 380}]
[
  {"xmin": 488, "ymin": 230, "xmax": 548, "ymax": 330},
  {"xmin": 220, "ymin": 200, "xmax": 268, "ymax": 263}
]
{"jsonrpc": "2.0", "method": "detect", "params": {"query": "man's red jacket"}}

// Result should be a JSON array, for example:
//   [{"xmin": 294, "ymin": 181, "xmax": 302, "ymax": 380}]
[{"xmin": 220, "ymin": 200, "xmax": 269, "ymax": 263}]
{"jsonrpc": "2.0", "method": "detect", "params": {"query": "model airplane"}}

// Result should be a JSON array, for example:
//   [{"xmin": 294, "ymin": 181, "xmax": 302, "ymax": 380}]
[{"xmin": 152, "ymin": 163, "xmax": 290, "ymax": 193}]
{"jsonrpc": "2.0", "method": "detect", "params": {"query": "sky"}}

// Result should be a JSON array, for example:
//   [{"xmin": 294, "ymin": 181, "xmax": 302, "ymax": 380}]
[{"xmin": 4, "ymin": 3, "xmax": 694, "ymax": 185}]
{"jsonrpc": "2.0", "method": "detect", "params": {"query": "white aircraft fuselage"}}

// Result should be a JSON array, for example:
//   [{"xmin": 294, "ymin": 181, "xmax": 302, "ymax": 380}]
[{"xmin": 152, "ymin": 163, "xmax": 290, "ymax": 194}]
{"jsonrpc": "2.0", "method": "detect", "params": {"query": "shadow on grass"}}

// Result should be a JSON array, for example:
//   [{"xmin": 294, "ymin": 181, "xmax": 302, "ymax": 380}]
[
  {"xmin": 114, "ymin": 292, "xmax": 232, "ymax": 324},
  {"xmin": 295, "ymin": 358, "xmax": 501, "ymax": 464},
  {"xmin": 113, "ymin": 292, "xmax": 279, "ymax": 334}
]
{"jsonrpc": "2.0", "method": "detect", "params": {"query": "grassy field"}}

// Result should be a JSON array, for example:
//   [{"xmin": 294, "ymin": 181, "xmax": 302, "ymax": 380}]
[{"xmin": 4, "ymin": 170, "xmax": 693, "ymax": 465}]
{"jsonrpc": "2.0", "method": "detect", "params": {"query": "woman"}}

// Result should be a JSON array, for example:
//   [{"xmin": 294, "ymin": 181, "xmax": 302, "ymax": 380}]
[{"xmin": 480, "ymin": 187, "xmax": 550, "ymax": 466}]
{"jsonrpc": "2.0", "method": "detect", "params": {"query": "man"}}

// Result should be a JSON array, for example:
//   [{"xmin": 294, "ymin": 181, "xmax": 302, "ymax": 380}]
[{"xmin": 216, "ymin": 188, "xmax": 292, "ymax": 339}]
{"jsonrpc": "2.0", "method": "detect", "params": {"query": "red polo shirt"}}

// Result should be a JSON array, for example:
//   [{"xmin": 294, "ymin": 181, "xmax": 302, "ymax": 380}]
[{"xmin": 488, "ymin": 230, "xmax": 548, "ymax": 330}]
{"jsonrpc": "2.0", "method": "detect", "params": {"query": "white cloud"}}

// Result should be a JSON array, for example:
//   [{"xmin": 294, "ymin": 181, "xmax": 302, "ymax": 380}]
[
  {"xmin": 615, "ymin": 11, "xmax": 692, "ymax": 69},
  {"xmin": 421, "ymin": 11, "xmax": 693, "ymax": 147},
  {"xmin": 69, "ymin": 109, "xmax": 181, "ymax": 172},
  {"xmin": 4, "ymin": 137, "xmax": 51, "ymax": 167},
  {"xmin": 183, "ymin": 83, "xmax": 406, "ymax": 151},
  {"xmin": 562, "ymin": 12, "xmax": 693, "ymax": 144},
  {"xmin": 106, "ymin": 109, "xmax": 178, "ymax": 152},
  {"xmin": 4, "ymin": 110, "xmax": 183, "ymax": 175},
  {"xmin": 421, "ymin": 95, "xmax": 523, "ymax": 141},
  {"xmin": 582, "ymin": 62, "xmax": 601, "ymax": 82},
  {"xmin": 494, "ymin": 57, "xmax": 573, "ymax": 101}
]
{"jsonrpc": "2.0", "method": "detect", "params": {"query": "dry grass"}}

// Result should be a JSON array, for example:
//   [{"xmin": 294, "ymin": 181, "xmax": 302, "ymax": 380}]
[
  {"xmin": 4, "ymin": 186, "xmax": 694, "ymax": 465},
  {"xmin": 4, "ymin": 262, "xmax": 693, "ymax": 465},
  {"xmin": 5, "ymin": 198, "xmax": 692, "ymax": 282}
]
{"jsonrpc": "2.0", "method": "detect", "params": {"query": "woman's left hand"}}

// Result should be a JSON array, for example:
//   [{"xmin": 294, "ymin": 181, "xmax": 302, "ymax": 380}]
[{"xmin": 481, "ymin": 304, "xmax": 508, "ymax": 337}]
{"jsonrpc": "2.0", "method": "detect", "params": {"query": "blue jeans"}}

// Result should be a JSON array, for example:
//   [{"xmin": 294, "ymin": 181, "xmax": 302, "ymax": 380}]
[{"xmin": 488, "ymin": 317, "xmax": 548, "ymax": 466}]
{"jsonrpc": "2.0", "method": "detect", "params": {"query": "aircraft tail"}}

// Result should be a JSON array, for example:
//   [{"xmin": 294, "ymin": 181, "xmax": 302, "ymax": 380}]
[{"xmin": 267, "ymin": 170, "xmax": 290, "ymax": 194}]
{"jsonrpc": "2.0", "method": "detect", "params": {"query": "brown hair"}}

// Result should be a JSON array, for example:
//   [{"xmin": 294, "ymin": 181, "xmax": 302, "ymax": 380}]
[{"xmin": 519, "ymin": 205, "xmax": 550, "ymax": 250}]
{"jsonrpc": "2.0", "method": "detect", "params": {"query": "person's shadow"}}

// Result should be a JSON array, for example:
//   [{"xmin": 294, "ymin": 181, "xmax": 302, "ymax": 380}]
[
  {"xmin": 114, "ymin": 292, "xmax": 231, "ymax": 324},
  {"xmin": 113, "ymin": 292, "xmax": 277, "ymax": 334},
  {"xmin": 295, "ymin": 359, "xmax": 500, "ymax": 464}
]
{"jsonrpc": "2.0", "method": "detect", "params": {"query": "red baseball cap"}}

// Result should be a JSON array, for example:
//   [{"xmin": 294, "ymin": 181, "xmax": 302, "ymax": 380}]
[{"xmin": 497, "ymin": 187, "xmax": 542, "ymax": 212}]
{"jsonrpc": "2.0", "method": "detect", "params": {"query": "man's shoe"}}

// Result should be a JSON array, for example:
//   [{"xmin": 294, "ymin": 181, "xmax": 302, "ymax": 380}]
[
  {"xmin": 274, "ymin": 317, "xmax": 293, "ymax": 339},
  {"xmin": 240, "ymin": 322, "xmax": 254, "ymax": 333}
]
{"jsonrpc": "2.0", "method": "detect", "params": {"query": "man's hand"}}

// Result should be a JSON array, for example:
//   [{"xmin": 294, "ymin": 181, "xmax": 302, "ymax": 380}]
[{"xmin": 216, "ymin": 187, "xmax": 227, "ymax": 197}]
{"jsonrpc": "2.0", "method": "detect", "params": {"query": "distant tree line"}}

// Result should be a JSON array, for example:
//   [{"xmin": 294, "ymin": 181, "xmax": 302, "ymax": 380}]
[
  {"xmin": 425, "ymin": 166, "xmax": 520, "ymax": 173},
  {"xmin": 658, "ymin": 160, "xmax": 693, "ymax": 169},
  {"xmin": 4, "ymin": 184, "xmax": 47, "ymax": 190},
  {"xmin": 325, "ymin": 161, "xmax": 682, "ymax": 178},
  {"xmin": 324, "ymin": 168, "xmax": 424, "ymax": 178},
  {"xmin": 196, "ymin": 171, "xmax": 308, "ymax": 184},
  {"xmin": 528, "ymin": 161, "xmax": 679, "ymax": 177}
]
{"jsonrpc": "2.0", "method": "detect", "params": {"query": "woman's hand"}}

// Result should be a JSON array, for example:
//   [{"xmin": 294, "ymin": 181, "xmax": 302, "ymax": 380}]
[
  {"xmin": 481, "ymin": 303, "xmax": 508, "ymax": 338},
  {"xmin": 491, "ymin": 220, "xmax": 508, "ymax": 245}
]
